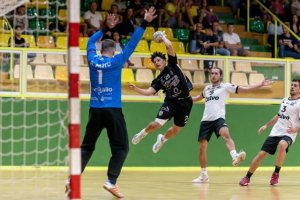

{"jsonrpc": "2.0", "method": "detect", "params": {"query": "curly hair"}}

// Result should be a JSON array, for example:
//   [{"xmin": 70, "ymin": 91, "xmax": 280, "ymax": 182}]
[{"xmin": 150, "ymin": 52, "xmax": 166, "ymax": 63}]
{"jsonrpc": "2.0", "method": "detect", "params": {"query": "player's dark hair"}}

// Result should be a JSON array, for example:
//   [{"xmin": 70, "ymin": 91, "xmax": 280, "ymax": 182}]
[
  {"xmin": 101, "ymin": 39, "xmax": 116, "ymax": 53},
  {"xmin": 212, "ymin": 66, "xmax": 223, "ymax": 76},
  {"xmin": 151, "ymin": 52, "xmax": 166, "ymax": 63},
  {"xmin": 292, "ymin": 78, "xmax": 300, "ymax": 85}
]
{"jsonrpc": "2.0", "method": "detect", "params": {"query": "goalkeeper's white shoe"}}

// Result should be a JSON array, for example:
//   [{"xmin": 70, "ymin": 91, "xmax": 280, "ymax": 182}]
[
  {"xmin": 103, "ymin": 181, "xmax": 125, "ymax": 198},
  {"xmin": 232, "ymin": 151, "xmax": 246, "ymax": 166}
]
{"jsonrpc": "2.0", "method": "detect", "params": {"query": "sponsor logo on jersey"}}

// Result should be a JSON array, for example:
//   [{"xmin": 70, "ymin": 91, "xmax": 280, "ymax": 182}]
[
  {"xmin": 94, "ymin": 87, "xmax": 113, "ymax": 93},
  {"xmin": 279, "ymin": 113, "xmax": 290, "ymax": 120},
  {"xmin": 205, "ymin": 96, "xmax": 219, "ymax": 102}
]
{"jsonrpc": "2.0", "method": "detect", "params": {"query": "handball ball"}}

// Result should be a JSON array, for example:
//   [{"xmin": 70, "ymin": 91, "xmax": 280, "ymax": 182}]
[{"xmin": 153, "ymin": 31, "xmax": 165, "ymax": 43}]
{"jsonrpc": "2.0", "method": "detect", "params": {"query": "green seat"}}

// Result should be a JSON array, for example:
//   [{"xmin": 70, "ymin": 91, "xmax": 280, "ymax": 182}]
[
  {"xmin": 27, "ymin": 7, "xmax": 37, "ymax": 17},
  {"xmin": 241, "ymin": 38, "xmax": 258, "ymax": 45},
  {"xmin": 175, "ymin": 29, "xmax": 190, "ymax": 42},
  {"xmin": 29, "ymin": 20, "xmax": 37, "ymax": 31},
  {"xmin": 250, "ymin": 19, "xmax": 265, "ymax": 33},
  {"xmin": 121, "ymin": 38, "xmax": 129, "ymax": 47}
]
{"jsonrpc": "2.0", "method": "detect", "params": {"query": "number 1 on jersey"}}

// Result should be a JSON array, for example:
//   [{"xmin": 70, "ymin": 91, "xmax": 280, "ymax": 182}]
[{"xmin": 98, "ymin": 70, "xmax": 103, "ymax": 84}]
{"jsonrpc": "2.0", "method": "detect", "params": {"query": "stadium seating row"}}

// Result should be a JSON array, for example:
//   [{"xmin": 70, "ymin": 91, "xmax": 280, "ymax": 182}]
[{"xmin": 13, "ymin": 64, "xmax": 89, "ymax": 83}]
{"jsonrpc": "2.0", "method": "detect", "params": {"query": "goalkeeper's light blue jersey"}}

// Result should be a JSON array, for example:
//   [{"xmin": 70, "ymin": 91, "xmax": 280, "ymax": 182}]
[{"xmin": 86, "ymin": 27, "xmax": 145, "ymax": 108}]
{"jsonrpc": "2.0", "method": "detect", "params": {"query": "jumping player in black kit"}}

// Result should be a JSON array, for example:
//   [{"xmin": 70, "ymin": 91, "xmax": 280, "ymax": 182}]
[{"xmin": 128, "ymin": 32, "xmax": 193, "ymax": 153}]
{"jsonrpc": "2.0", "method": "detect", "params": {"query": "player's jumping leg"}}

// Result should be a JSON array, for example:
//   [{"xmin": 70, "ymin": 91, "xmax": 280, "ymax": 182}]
[
  {"xmin": 219, "ymin": 127, "xmax": 246, "ymax": 166},
  {"xmin": 152, "ymin": 124, "xmax": 181, "ymax": 153},
  {"xmin": 132, "ymin": 121, "xmax": 161, "ymax": 144}
]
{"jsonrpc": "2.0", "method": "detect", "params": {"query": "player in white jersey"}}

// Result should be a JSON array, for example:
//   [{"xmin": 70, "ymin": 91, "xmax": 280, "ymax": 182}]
[
  {"xmin": 239, "ymin": 79, "xmax": 300, "ymax": 186},
  {"xmin": 192, "ymin": 67, "xmax": 273, "ymax": 183}
]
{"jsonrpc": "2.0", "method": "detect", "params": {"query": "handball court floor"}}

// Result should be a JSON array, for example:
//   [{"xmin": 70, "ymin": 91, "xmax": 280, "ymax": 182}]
[{"xmin": 1, "ymin": 167, "xmax": 300, "ymax": 200}]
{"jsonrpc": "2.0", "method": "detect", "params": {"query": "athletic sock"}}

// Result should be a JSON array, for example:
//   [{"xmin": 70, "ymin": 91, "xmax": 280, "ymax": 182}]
[
  {"xmin": 162, "ymin": 135, "xmax": 168, "ymax": 142},
  {"xmin": 140, "ymin": 128, "xmax": 147, "ymax": 135},
  {"xmin": 230, "ymin": 150, "xmax": 238, "ymax": 160},
  {"xmin": 274, "ymin": 165, "xmax": 281, "ymax": 173},
  {"xmin": 246, "ymin": 171, "xmax": 253, "ymax": 179},
  {"xmin": 201, "ymin": 168, "xmax": 208, "ymax": 176}
]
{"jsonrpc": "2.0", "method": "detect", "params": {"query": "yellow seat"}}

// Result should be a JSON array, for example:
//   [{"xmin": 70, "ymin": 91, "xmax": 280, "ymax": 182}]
[
  {"xmin": 80, "ymin": 37, "xmax": 89, "ymax": 50},
  {"xmin": 135, "ymin": 68, "xmax": 154, "ymax": 84},
  {"xmin": 182, "ymin": 70, "xmax": 193, "ymax": 82},
  {"xmin": 46, "ymin": 54, "xmax": 65, "ymax": 65},
  {"xmin": 135, "ymin": 40, "xmax": 149, "ymax": 52},
  {"xmin": 14, "ymin": 64, "xmax": 34, "ymax": 80},
  {"xmin": 80, "ymin": 55, "xmax": 88, "ymax": 66},
  {"xmin": 181, "ymin": 59, "xmax": 198, "ymax": 70},
  {"xmin": 101, "ymin": 0, "xmax": 113, "ymax": 11},
  {"xmin": 100, "ymin": 11, "xmax": 108, "ymax": 20},
  {"xmin": 217, "ymin": 61, "xmax": 224, "ymax": 68},
  {"xmin": 292, "ymin": 63, "xmax": 300, "ymax": 74},
  {"xmin": 80, "ymin": 67, "xmax": 90, "ymax": 82},
  {"xmin": 231, "ymin": 72, "xmax": 248, "ymax": 86},
  {"xmin": 249, "ymin": 73, "xmax": 265, "ymax": 85},
  {"xmin": 56, "ymin": 36, "xmax": 67, "ymax": 49},
  {"xmin": 193, "ymin": 70, "xmax": 205, "ymax": 85},
  {"xmin": 143, "ymin": 27, "xmax": 155, "ymax": 41},
  {"xmin": 34, "ymin": 65, "xmax": 54, "ymax": 80},
  {"xmin": 150, "ymin": 41, "xmax": 167, "ymax": 54},
  {"xmin": 143, "ymin": 57, "xmax": 156, "ymax": 70},
  {"xmin": 0, "ymin": 18, "xmax": 6, "ymax": 31},
  {"xmin": 190, "ymin": 6, "xmax": 198, "ymax": 17},
  {"xmin": 172, "ymin": 41, "xmax": 185, "ymax": 54},
  {"xmin": 58, "ymin": 9, "xmax": 67, "ymax": 22},
  {"xmin": 128, "ymin": 56, "xmax": 143, "ymax": 68},
  {"xmin": 235, "ymin": 62, "xmax": 257, "ymax": 73},
  {"xmin": 30, "ymin": 53, "xmax": 45, "ymax": 65},
  {"xmin": 37, "ymin": 36, "xmax": 55, "ymax": 48},
  {"xmin": 55, "ymin": 65, "xmax": 68, "ymax": 81},
  {"xmin": 122, "ymin": 68, "xmax": 135, "ymax": 83},
  {"xmin": 22, "ymin": 34, "xmax": 36, "ymax": 48},
  {"xmin": 0, "ymin": 33, "xmax": 10, "ymax": 47},
  {"xmin": 158, "ymin": 27, "xmax": 176, "ymax": 40}
]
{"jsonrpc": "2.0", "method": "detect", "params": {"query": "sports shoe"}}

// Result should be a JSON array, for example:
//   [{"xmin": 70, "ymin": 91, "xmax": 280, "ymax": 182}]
[
  {"xmin": 64, "ymin": 179, "xmax": 70, "ymax": 197},
  {"xmin": 192, "ymin": 174, "xmax": 209, "ymax": 183},
  {"xmin": 152, "ymin": 134, "xmax": 165, "ymax": 153},
  {"xmin": 270, "ymin": 172, "xmax": 279, "ymax": 185},
  {"xmin": 239, "ymin": 176, "xmax": 250, "ymax": 186},
  {"xmin": 132, "ymin": 131, "xmax": 147, "ymax": 145},
  {"xmin": 103, "ymin": 181, "xmax": 124, "ymax": 198},
  {"xmin": 232, "ymin": 151, "xmax": 246, "ymax": 166}
]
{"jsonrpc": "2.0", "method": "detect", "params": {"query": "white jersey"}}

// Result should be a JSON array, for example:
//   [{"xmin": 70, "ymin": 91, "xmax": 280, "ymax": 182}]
[
  {"xmin": 201, "ymin": 83, "xmax": 238, "ymax": 121},
  {"xmin": 269, "ymin": 97, "xmax": 300, "ymax": 143}
]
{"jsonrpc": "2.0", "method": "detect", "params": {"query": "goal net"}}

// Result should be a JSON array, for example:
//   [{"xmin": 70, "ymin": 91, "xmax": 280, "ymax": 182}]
[{"xmin": 0, "ymin": 0, "xmax": 29, "ymax": 17}]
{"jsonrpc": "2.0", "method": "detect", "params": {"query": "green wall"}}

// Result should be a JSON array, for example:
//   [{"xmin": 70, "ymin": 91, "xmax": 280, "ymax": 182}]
[
  {"xmin": 2, "ymin": 100, "xmax": 300, "ymax": 166},
  {"xmin": 83, "ymin": 102, "xmax": 300, "ymax": 167}
]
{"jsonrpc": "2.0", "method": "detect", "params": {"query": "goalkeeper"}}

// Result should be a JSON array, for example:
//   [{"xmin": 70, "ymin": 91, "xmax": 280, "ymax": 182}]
[
  {"xmin": 128, "ymin": 31, "xmax": 193, "ymax": 154},
  {"xmin": 79, "ymin": 7, "xmax": 157, "ymax": 199}
]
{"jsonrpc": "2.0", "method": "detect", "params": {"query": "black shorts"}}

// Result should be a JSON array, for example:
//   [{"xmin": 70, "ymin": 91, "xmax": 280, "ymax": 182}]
[
  {"xmin": 198, "ymin": 118, "xmax": 228, "ymax": 141},
  {"xmin": 156, "ymin": 97, "xmax": 193, "ymax": 127},
  {"xmin": 204, "ymin": 60, "xmax": 215, "ymax": 70},
  {"xmin": 82, "ymin": 107, "xmax": 128, "ymax": 150},
  {"xmin": 261, "ymin": 136, "xmax": 292, "ymax": 155}
]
